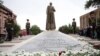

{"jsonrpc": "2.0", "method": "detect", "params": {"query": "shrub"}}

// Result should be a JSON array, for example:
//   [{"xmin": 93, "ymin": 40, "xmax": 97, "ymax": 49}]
[
  {"xmin": 58, "ymin": 24, "xmax": 79, "ymax": 34},
  {"xmin": 30, "ymin": 25, "xmax": 42, "ymax": 35},
  {"xmin": 59, "ymin": 25, "xmax": 69, "ymax": 34},
  {"xmin": 13, "ymin": 24, "xmax": 21, "ymax": 37}
]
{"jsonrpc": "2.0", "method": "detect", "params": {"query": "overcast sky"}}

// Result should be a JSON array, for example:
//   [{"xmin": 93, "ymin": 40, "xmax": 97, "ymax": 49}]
[{"xmin": 3, "ymin": 0, "xmax": 96, "ymax": 30}]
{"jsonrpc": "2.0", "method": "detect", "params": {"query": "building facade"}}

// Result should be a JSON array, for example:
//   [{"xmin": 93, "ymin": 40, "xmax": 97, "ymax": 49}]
[
  {"xmin": 0, "ymin": 4, "xmax": 17, "ymax": 35},
  {"xmin": 80, "ymin": 8, "xmax": 100, "ymax": 30}
]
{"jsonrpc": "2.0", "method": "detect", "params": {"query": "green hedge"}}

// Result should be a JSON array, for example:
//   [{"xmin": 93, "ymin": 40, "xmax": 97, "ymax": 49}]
[
  {"xmin": 58, "ymin": 24, "xmax": 79, "ymax": 34},
  {"xmin": 30, "ymin": 25, "xmax": 42, "ymax": 35}
]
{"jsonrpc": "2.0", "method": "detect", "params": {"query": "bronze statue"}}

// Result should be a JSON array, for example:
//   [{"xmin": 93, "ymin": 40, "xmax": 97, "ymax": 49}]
[
  {"xmin": 46, "ymin": 2, "xmax": 56, "ymax": 30},
  {"xmin": 72, "ymin": 18, "xmax": 76, "ymax": 34},
  {"xmin": 26, "ymin": 19, "xmax": 30, "ymax": 35}
]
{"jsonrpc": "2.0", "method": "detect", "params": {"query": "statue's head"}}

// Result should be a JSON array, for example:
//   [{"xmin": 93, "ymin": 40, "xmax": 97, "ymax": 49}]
[
  {"xmin": 73, "ymin": 18, "xmax": 75, "ymax": 21},
  {"xmin": 27, "ymin": 19, "xmax": 29, "ymax": 21},
  {"xmin": 50, "ymin": 2, "xmax": 52, "ymax": 6}
]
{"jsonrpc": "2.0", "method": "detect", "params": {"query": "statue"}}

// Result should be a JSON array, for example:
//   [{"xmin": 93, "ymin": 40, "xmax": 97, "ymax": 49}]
[
  {"xmin": 72, "ymin": 18, "xmax": 76, "ymax": 34},
  {"xmin": 46, "ymin": 2, "xmax": 56, "ymax": 30},
  {"xmin": 26, "ymin": 19, "xmax": 30, "ymax": 35}
]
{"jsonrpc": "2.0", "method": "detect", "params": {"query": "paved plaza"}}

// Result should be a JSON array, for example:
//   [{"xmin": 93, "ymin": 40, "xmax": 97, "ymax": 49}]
[
  {"xmin": 0, "ymin": 31, "xmax": 100, "ymax": 53},
  {"xmin": 3, "ymin": 31, "xmax": 94, "ymax": 53}
]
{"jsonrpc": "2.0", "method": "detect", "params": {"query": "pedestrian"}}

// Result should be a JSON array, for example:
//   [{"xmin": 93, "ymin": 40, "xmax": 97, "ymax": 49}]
[
  {"xmin": 5, "ymin": 14, "xmax": 14, "ymax": 41},
  {"xmin": 26, "ymin": 19, "xmax": 30, "ymax": 35},
  {"xmin": 88, "ymin": 11, "xmax": 96, "ymax": 39},
  {"xmin": 72, "ymin": 18, "xmax": 76, "ymax": 34}
]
